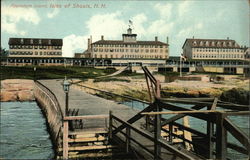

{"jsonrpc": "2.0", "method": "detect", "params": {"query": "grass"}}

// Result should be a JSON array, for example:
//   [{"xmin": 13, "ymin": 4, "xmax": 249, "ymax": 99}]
[{"xmin": 0, "ymin": 66, "xmax": 116, "ymax": 80}]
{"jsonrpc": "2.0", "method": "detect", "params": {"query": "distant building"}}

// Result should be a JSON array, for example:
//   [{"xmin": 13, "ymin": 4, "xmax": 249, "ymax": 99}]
[
  {"xmin": 182, "ymin": 38, "xmax": 246, "ymax": 60},
  {"xmin": 244, "ymin": 47, "xmax": 250, "ymax": 60},
  {"xmin": 76, "ymin": 27, "xmax": 169, "ymax": 65},
  {"xmin": 8, "ymin": 38, "xmax": 63, "ymax": 57}
]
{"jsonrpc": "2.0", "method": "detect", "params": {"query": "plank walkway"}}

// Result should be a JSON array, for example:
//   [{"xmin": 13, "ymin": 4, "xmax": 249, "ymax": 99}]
[{"xmin": 38, "ymin": 79, "xmax": 199, "ymax": 160}]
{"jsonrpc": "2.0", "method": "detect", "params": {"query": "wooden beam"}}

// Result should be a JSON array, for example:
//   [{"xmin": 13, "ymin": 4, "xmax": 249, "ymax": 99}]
[
  {"xmin": 113, "ymin": 104, "xmax": 155, "ymax": 135},
  {"xmin": 223, "ymin": 117, "xmax": 250, "ymax": 150},
  {"xmin": 63, "ymin": 121, "xmax": 69, "ymax": 159},
  {"xmin": 210, "ymin": 97, "xmax": 218, "ymax": 110},
  {"xmin": 142, "ymin": 110, "xmax": 219, "ymax": 115},
  {"xmin": 161, "ymin": 98, "xmax": 249, "ymax": 111},
  {"xmin": 215, "ymin": 113, "xmax": 227, "ymax": 160},
  {"xmin": 159, "ymin": 105, "xmax": 205, "ymax": 130},
  {"xmin": 154, "ymin": 103, "xmax": 161, "ymax": 159},
  {"xmin": 157, "ymin": 101, "xmax": 215, "ymax": 122},
  {"xmin": 64, "ymin": 114, "xmax": 108, "ymax": 120}
]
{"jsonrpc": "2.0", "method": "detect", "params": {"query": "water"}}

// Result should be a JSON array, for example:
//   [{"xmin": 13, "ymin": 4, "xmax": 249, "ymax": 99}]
[
  {"xmin": 121, "ymin": 101, "xmax": 249, "ymax": 159},
  {"xmin": 0, "ymin": 102, "xmax": 54, "ymax": 159}
]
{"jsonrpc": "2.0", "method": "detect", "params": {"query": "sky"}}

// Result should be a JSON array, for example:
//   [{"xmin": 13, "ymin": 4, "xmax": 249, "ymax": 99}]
[{"xmin": 1, "ymin": 0, "xmax": 249, "ymax": 57}]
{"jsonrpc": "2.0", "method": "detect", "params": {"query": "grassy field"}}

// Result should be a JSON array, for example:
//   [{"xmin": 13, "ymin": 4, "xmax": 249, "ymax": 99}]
[{"xmin": 0, "ymin": 66, "xmax": 116, "ymax": 80}]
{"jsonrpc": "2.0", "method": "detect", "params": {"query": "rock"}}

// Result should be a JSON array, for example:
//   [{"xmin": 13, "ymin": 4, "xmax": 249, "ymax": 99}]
[
  {"xmin": 17, "ymin": 90, "xmax": 35, "ymax": 101},
  {"xmin": 0, "ymin": 91, "xmax": 17, "ymax": 101},
  {"xmin": 220, "ymin": 88, "xmax": 250, "ymax": 105},
  {"xmin": 0, "ymin": 79, "xmax": 35, "ymax": 102}
]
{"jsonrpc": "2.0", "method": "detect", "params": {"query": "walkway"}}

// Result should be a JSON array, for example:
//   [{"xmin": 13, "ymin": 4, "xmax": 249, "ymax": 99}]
[{"xmin": 38, "ymin": 79, "xmax": 199, "ymax": 160}]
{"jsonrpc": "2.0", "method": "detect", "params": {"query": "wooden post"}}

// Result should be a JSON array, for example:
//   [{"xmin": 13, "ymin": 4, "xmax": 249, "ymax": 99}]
[
  {"xmin": 169, "ymin": 123, "xmax": 173, "ymax": 143},
  {"xmin": 126, "ymin": 127, "xmax": 131, "ymax": 153},
  {"xmin": 156, "ymin": 80, "xmax": 161, "ymax": 99},
  {"xmin": 109, "ymin": 111, "xmax": 113, "ymax": 140},
  {"xmin": 154, "ymin": 102, "xmax": 161, "ymax": 159},
  {"xmin": 63, "ymin": 120, "xmax": 69, "ymax": 159},
  {"xmin": 215, "ymin": 112, "xmax": 227, "ymax": 160},
  {"xmin": 207, "ymin": 117, "xmax": 213, "ymax": 159}
]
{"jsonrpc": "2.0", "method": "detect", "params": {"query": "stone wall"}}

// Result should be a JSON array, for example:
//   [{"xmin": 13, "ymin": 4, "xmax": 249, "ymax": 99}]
[
  {"xmin": 34, "ymin": 83, "xmax": 63, "ymax": 156},
  {"xmin": 0, "ymin": 79, "xmax": 35, "ymax": 102}
]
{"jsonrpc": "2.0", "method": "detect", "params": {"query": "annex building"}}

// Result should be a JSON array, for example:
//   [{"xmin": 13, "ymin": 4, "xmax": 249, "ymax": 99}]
[
  {"xmin": 77, "ymin": 27, "xmax": 169, "ymax": 66},
  {"xmin": 8, "ymin": 38, "xmax": 63, "ymax": 57},
  {"xmin": 182, "ymin": 38, "xmax": 247, "ymax": 60}
]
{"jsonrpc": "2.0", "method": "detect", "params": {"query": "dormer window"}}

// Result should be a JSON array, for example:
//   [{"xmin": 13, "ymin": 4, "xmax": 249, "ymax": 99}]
[
  {"xmin": 217, "ymin": 42, "xmax": 221, "ymax": 47},
  {"xmin": 205, "ymin": 41, "xmax": 209, "ymax": 46},
  {"xmin": 211, "ymin": 41, "xmax": 215, "ymax": 46},
  {"xmin": 193, "ymin": 41, "xmax": 197, "ymax": 46},
  {"xmin": 39, "ymin": 39, "xmax": 42, "ymax": 44},
  {"xmin": 21, "ymin": 39, "xmax": 24, "ymax": 44},
  {"xmin": 228, "ymin": 42, "xmax": 232, "ymax": 47},
  {"xmin": 30, "ymin": 39, "xmax": 33, "ymax": 44},
  {"xmin": 223, "ymin": 41, "xmax": 226, "ymax": 47},
  {"xmin": 48, "ymin": 40, "xmax": 51, "ymax": 45},
  {"xmin": 199, "ymin": 41, "xmax": 203, "ymax": 46}
]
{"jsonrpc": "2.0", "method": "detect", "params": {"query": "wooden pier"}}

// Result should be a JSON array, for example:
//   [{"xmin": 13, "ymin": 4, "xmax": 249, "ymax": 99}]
[{"xmin": 37, "ymin": 66, "xmax": 250, "ymax": 160}]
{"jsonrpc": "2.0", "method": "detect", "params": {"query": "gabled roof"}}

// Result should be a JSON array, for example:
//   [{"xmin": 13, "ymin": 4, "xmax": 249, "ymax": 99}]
[
  {"xmin": 92, "ymin": 40, "xmax": 168, "ymax": 46},
  {"xmin": 8, "ymin": 38, "xmax": 63, "ymax": 46},
  {"xmin": 182, "ymin": 38, "xmax": 241, "ymax": 49}
]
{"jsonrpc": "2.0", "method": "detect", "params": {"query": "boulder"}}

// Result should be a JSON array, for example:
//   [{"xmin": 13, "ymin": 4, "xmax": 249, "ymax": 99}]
[
  {"xmin": 17, "ymin": 90, "xmax": 35, "ymax": 101},
  {"xmin": 0, "ymin": 91, "xmax": 17, "ymax": 101}
]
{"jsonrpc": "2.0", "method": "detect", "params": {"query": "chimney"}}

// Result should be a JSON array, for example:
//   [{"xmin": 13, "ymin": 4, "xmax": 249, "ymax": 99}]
[
  {"xmin": 87, "ymin": 38, "xmax": 91, "ymax": 50},
  {"xmin": 101, "ymin": 35, "xmax": 104, "ymax": 40},
  {"xmin": 192, "ymin": 36, "xmax": 194, "ymax": 39},
  {"xmin": 166, "ymin": 36, "xmax": 169, "ymax": 44},
  {"xmin": 227, "ymin": 37, "xmax": 229, "ymax": 40},
  {"xmin": 155, "ymin": 36, "xmax": 158, "ymax": 41}
]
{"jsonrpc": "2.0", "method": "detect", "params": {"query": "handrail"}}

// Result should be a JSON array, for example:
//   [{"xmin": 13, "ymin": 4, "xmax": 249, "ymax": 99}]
[
  {"xmin": 35, "ymin": 81, "xmax": 64, "ymax": 119},
  {"xmin": 110, "ymin": 113, "xmax": 196, "ymax": 160},
  {"xmin": 75, "ymin": 83, "xmax": 150, "ymax": 105},
  {"xmin": 64, "ymin": 114, "xmax": 108, "ymax": 120}
]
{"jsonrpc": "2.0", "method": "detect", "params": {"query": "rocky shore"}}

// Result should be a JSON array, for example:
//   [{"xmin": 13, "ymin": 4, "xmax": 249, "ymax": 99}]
[
  {"xmin": 72, "ymin": 74, "xmax": 249, "ymax": 105},
  {"xmin": 1, "ymin": 79, "xmax": 35, "ymax": 102}
]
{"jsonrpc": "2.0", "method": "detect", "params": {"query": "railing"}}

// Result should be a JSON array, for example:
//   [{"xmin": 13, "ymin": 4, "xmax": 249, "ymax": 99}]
[
  {"xmin": 62, "ymin": 114, "xmax": 109, "ymax": 159},
  {"xmin": 35, "ymin": 81, "xmax": 64, "ymax": 119},
  {"xmin": 142, "ymin": 66, "xmax": 161, "ymax": 102},
  {"xmin": 109, "ymin": 111, "xmax": 196, "ymax": 160},
  {"xmin": 141, "ymin": 99, "xmax": 250, "ymax": 160}
]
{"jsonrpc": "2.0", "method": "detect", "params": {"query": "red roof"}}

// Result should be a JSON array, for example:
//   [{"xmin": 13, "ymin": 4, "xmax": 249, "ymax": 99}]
[
  {"xmin": 8, "ymin": 38, "xmax": 63, "ymax": 46},
  {"xmin": 182, "ymin": 38, "xmax": 241, "ymax": 49},
  {"xmin": 92, "ymin": 40, "xmax": 168, "ymax": 46}
]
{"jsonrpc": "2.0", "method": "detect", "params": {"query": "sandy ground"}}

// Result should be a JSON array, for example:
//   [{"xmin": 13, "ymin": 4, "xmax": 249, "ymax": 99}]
[{"xmin": 72, "ymin": 74, "xmax": 249, "ymax": 99}]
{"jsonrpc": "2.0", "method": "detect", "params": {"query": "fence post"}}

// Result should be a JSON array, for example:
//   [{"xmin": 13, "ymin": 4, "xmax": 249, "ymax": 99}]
[
  {"xmin": 169, "ymin": 123, "xmax": 173, "ymax": 143},
  {"xmin": 126, "ymin": 127, "xmax": 131, "ymax": 153},
  {"xmin": 109, "ymin": 111, "xmax": 113, "ymax": 141},
  {"xmin": 63, "ymin": 120, "xmax": 68, "ymax": 159},
  {"xmin": 154, "ymin": 101, "xmax": 161, "ymax": 159},
  {"xmin": 215, "ymin": 112, "xmax": 227, "ymax": 160}
]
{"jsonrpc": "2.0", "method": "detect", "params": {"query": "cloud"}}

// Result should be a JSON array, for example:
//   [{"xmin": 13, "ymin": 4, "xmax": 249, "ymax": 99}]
[
  {"xmin": 178, "ymin": 0, "xmax": 193, "ymax": 17},
  {"xmin": 47, "ymin": 8, "xmax": 59, "ymax": 18},
  {"xmin": 131, "ymin": 13, "xmax": 147, "ymax": 36},
  {"xmin": 1, "ymin": 5, "xmax": 40, "ymax": 35},
  {"xmin": 177, "ymin": 22, "xmax": 204, "ymax": 38},
  {"xmin": 86, "ymin": 12, "xmax": 126, "ymax": 41},
  {"xmin": 154, "ymin": 3, "xmax": 172, "ymax": 20},
  {"xmin": 62, "ymin": 34, "xmax": 88, "ymax": 57}
]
